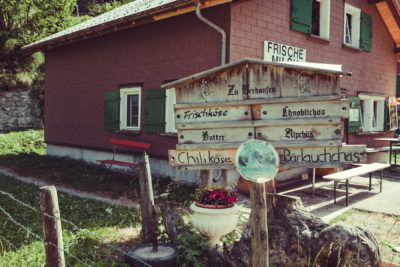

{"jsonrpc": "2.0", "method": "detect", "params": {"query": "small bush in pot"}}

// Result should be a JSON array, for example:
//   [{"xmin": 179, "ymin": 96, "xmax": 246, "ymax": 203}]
[{"xmin": 194, "ymin": 186, "xmax": 238, "ymax": 208}]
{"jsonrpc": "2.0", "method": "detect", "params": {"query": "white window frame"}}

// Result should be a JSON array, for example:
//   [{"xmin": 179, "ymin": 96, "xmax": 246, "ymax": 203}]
[
  {"xmin": 165, "ymin": 88, "xmax": 177, "ymax": 133},
  {"xmin": 312, "ymin": 0, "xmax": 330, "ymax": 39},
  {"xmin": 120, "ymin": 87, "xmax": 141, "ymax": 131},
  {"xmin": 343, "ymin": 3, "xmax": 361, "ymax": 48},
  {"xmin": 359, "ymin": 94, "xmax": 385, "ymax": 132}
]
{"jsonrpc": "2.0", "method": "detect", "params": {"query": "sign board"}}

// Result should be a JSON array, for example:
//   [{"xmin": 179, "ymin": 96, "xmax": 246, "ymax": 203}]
[
  {"xmin": 172, "ymin": 60, "xmax": 342, "ymax": 105},
  {"xmin": 178, "ymin": 123, "xmax": 342, "ymax": 144},
  {"xmin": 259, "ymin": 100, "xmax": 349, "ymax": 120},
  {"xmin": 161, "ymin": 59, "xmax": 361, "ymax": 170},
  {"xmin": 235, "ymin": 140, "xmax": 279, "ymax": 183},
  {"xmin": 264, "ymin": 40, "xmax": 306, "ymax": 62},
  {"xmin": 168, "ymin": 145, "xmax": 366, "ymax": 169},
  {"xmin": 175, "ymin": 105, "xmax": 251, "ymax": 124},
  {"xmin": 178, "ymin": 127, "xmax": 254, "ymax": 145}
]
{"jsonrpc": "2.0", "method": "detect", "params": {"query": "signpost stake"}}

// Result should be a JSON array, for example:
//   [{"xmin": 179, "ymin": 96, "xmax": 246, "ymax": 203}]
[
  {"xmin": 250, "ymin": 181, "xmax": 270, "ymax": 267},
  {"xmin": 199, "ymin": 169, "xmax": 212, "ymax": 188}
]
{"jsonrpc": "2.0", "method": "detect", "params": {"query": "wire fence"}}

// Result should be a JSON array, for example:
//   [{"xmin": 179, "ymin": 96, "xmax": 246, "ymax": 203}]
[{"xmin": 0, "ymin": 189, "xmax": 152, "ymax": 267}]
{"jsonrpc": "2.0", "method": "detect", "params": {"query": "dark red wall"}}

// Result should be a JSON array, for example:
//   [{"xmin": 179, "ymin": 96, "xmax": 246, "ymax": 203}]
[
  {"xmin": 44, "ymin": 4, "xmax": 231, "ymax": 157},
  {"xmin": 231, "ymin": 0, "xmax": 397, "ymax": 147}
]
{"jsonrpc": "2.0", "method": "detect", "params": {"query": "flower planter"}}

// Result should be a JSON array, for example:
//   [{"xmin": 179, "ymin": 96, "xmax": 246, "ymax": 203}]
[{"xmin": 190, "ymin": 202, "xmax": 238, "ymax": 247}]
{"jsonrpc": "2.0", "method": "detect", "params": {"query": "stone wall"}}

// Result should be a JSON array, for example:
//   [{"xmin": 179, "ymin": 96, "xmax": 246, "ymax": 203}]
[{"xmin": 0, "ymin": 89, "xmax": 43, "ymax": 132}]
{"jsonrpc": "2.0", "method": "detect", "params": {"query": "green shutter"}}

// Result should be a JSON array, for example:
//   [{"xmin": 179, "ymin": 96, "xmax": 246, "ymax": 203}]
[
  {"xmin": 347, "ymin": 96, "xmax": 361, "ymax": 134},
  {"xmin": 360, "ymin": 12, "xmax": 372, "ymax": 52},
  {"xmin": 396, "ymin": 74, "xmax": 400, "ymax": 98},
  {"xmin": 144, "ymin": 89, "xmax": 166, "ymax": 133},
  {"xmin": 291, "ymin": 0, "xmax": 312, "ymax": 33},
  {"xmin": 104, "ymin": 91, "xmax": 120, "ymax": 131}
]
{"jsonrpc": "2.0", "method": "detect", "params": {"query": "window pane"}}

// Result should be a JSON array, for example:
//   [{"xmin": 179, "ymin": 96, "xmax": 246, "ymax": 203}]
[
  {"xmin": 373, "ymin": 101, "xmax": 378, "ymax": 128},
  {"xmin": 311, "ymin": 0, "xmax": 320, "ymax": 36},
  {"xmin": 345, "ymin": 13, "xmax": 352, "ymax": 44},
  {"xmin": 127, "ymin": 94, "xmax": 139, "ymax": 127}
]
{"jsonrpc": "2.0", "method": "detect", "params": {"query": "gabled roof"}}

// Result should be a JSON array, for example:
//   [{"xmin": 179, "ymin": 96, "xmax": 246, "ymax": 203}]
[
  {"xmin": 21, "ymin": 0, "xmax": 231, "ymax": 55},
  {"xmin": 372, "ymin": 0, "xmax": 400, "ymax": 49}
]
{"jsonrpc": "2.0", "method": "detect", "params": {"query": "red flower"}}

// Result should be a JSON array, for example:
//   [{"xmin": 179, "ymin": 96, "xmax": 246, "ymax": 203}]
[
  {"xmin": 209, "ymin": 194, "xmax": 216, "ymax": 199},
  {"xmin": 228, "ymin": 197, "xmax": 236, "ymax": 203},
  {"xmin": 220, "ymin": 194, "xmax": 225, "ymax": 200}
]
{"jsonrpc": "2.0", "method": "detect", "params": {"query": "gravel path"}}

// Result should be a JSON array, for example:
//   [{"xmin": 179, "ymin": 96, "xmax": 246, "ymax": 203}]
[{"xmin": 0, "ymin": 167, "xmax": 140, "ymax": 208}]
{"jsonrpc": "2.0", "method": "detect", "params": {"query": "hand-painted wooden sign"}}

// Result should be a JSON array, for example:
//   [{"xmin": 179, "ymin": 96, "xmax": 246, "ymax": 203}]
[
  {"xmin": 178, "ymin": 123, "xmax": 342, "ymax": 144},
  {"xmin": 169, "ymin": 59, "xmax": 346, "ymax": 105},
  {"xmin": 178, "ymin": 127, "xmax": 254, "ymax": 144},
  {"xmin": 235, "ymin": 140, "xmax": 279, "ymax": 183},
  {"xmin": 259, "ymin": 100, "xmax": 349, "ymax": 120},
  {"xmin": 174, "ymin": 105, "xmax": 251, "ymax": 124},
  {"xmin": 162, "ymin": 59, "xmax": 363, "ymax": 170},
  {"xmin": 168, "ymin": 144, "xmax": 366, "ymax": 169}
]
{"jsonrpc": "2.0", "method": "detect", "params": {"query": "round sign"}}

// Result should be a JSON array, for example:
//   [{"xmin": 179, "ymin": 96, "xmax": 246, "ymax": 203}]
[{"xmin": 235, "ymin": 140, "xmax": 280, "ymax": 183}]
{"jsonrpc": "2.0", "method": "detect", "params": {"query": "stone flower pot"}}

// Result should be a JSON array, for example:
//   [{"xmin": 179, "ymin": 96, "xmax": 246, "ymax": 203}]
[{"xmin": 190, "ymin": 202, "xmax": 238, "ymax": 247}]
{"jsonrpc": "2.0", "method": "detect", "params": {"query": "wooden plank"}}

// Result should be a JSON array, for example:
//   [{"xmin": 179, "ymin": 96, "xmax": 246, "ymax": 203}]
[
  {"xmin": 249, "ymin": 64, "xmax": 340, "ymax": 99},
  {"xmin": 178, "ymin": 127, "xmax": 255, "ymax": 144},
  {"xmin": 255, "ymin": 123, "xmax": 343, "ymax": 142},
  {"xmin": 175, "ymin": 105, "xmax": 251, "ymax": 124},
  {"xmin": 168, "ymin": 145, "xmax": 367, "ymax": 169},
  {"xmin": 176, "ymin": 140, "xmax": 343, "ymax": 149},
  {"xmin": 176, "ymin": 117, "xmax": 343, "ymax": 130},
  {"xmin": 323, "ymin": 163, "xmax": 391, "ymax": 180},
  {"xmin": 178, "ymin": 123, "xmax": 342, "ymax": 144},
  {"xmin": 260, "ymin": 100, "xmax": 349, "ymax": 120},
  {"xmin": 174, "ymin": 63, "xmax": 340, "ymax": 105},
  {"xmin": 169, "ymin": 149, "xmax": 236, "ymax": 168},
  {"xmin": 174, "ymin": 63, "xmax": 247, "ymax": 104},
  {"xmin": 174, "ymin": 95, "xmax": 341, "ymax": 109}
]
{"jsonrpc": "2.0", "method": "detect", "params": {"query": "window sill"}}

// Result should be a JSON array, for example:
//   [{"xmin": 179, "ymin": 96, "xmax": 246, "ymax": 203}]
[
  {"xmin": 307, "ymin": 34, "xmax": 330, "ymax": 43},
  {"xmin": 342, "ymin": 44, "xmax": 364, "ymax": 52},
  {"xmin": 118, "ymin": 130, "xmax": 141, "ymax": 135}
]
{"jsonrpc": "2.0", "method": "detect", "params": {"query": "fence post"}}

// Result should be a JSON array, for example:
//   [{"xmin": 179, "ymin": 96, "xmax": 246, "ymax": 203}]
[
  {"xmin": 39, "ymin": 186, "xmax": 65, "ymax": 267},
  {"xmin": 138, "ymin": 152, "xmax": 158, "ymax": 251}
]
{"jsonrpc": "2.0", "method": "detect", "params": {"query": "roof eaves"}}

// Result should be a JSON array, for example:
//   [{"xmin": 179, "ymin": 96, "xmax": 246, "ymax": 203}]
[{"xmin": 21, "ymin": 0, "xmax": 196, "ymax": 55}]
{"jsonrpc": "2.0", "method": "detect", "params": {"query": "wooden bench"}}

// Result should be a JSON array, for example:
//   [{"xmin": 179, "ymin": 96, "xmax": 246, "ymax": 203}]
[
  {"xmin": 96, "ymin": 138, "xmax": 151, "ymax": 175},
  {"xmin": 323, "ymin": 163, "xmax": 391, "ymax": 206}
]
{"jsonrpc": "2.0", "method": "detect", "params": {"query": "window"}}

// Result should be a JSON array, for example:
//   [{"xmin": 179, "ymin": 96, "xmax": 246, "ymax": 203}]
[
  {"xmin": 120, "ymin": 87, "xmax": 141, "ymax": 130},
  {"xmin": 359, "ymin": 94, "xmax": 386, "ymax": 132},
  {"xmin": 343, "ymin": 4, "xmax": 372, "ymax": 51},
  {"xmin": 291, "ymin": 0, "xmax": 330, "ymax": 39},
  {"xmin": 344, "ymin": 4, "xmax": 360, "ymax": 47},
  {"xmin": 104, "ymin": 87, "xmax": 170, "ymax": 133}
]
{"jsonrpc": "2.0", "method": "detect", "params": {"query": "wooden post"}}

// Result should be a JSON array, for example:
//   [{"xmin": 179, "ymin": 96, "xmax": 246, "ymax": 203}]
[
  {"xmin": 250, "ymin": 181, "xmax": 269, "ymax": 267},
  {"xmin": 39, "ymin": 186, "xmax": 65, "ymax": 267},
  {"xmin": 138, "ymin": 152, "xmax": 158, "ymax": 252},
  {"xmin": 199, "ymin": 170, "xmax": 212, "ymax": 188}
]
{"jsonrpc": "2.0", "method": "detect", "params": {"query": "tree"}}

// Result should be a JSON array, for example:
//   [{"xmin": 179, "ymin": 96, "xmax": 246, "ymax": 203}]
[{"xmin": 0, "ymin": 0, "xmax": 77, "ymax": 91}]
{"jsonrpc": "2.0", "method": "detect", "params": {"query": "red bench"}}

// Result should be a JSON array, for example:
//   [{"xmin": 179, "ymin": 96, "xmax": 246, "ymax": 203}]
[{"xmin": 96, "ymin": 138, "xmax": 151, "ymax": 175}]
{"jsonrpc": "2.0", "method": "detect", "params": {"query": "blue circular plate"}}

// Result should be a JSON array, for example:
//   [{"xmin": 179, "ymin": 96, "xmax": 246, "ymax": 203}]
[{"xmin": 235, "ymin": 140, "xmax": 279, "ymax": 183}]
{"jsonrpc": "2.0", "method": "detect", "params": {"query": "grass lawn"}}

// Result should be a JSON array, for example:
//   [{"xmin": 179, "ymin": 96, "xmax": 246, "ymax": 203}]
[
  {"xmin": 0, "ymin": 173, "xmax": 142, "ymax": 266},
  {"xmin": 0, "ymin": 130, "xmax": 195, "ymax": 204},
  {"xmin": 330, "ymin": 209, "xmax": 400, "ymax": 264}
]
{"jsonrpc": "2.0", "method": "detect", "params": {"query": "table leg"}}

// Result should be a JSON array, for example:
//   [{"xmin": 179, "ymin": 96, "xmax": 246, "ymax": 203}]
[
  {"xmin": 369, "ymin": 173, "xmax": 372, "ymax": 191},
  {"xmin": 334, "ymin": 181, "xmax": 337, "ymax": 204}
]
